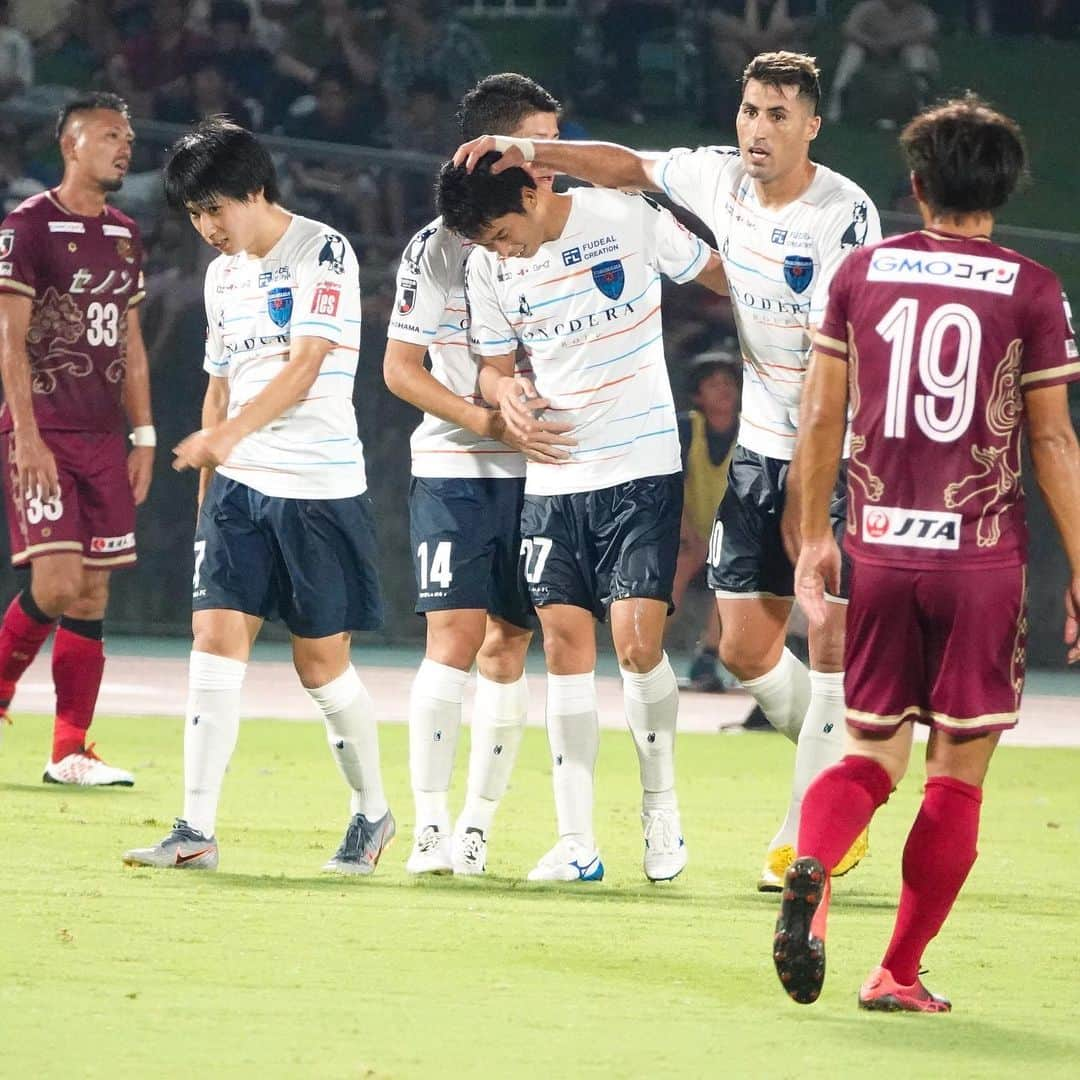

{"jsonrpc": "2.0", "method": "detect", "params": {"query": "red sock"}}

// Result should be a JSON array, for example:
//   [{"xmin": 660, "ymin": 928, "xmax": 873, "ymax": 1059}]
[
  {"xmin": 798, "ymin": 754, "xmax": 893, "ymax": 870},
  {"xmin": 51, "ymin": 621, "xmax": 106, "ymax": 761},
  {"xmin": 0, "ymin": 592, "xmax": 57, "ymax": 702},
  {"xmin": 881, "ymin": 775, "xmax": 982, "ymax": 985}
]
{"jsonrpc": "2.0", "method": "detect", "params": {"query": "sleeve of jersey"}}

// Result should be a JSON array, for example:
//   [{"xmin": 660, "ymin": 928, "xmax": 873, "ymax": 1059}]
[
  {"xmin": 651, "ymin": 146, "xmax": 735, "ymax": 234},
  {"xmin": 129, "ymin": 223, "xmax": 147, "ymax": 307},
  {"xmin": 0, "ymin": 211, "xmax": 39, "ymax": 299},
  {"xmin": 1019, "ymin": 276, "xmax": 1080, "ymax": 389},
  {"xmin": 809, "ymin": 193, "xmax": 882, "ymax": 325},
  {"xmin": 812, "ymin": 259, "xmax": 853, "ymax": 362},
  {"xmin": 465, "ymin": 254, "xmax": 516, "ymax": 358},
  {"xmin": 291, "ymin": 231, "xmax": 356, "ymax": 344},
  {"xmin": 386, "ymin": 242, "xmax": 449, "ymax": 347},
  {"xmin": 645, "ymin": 196, "xmax": 709, "ymax": 284},
  {"xmin": 202, "ymin": 268, "xmax": 228, "ymax": 378}
]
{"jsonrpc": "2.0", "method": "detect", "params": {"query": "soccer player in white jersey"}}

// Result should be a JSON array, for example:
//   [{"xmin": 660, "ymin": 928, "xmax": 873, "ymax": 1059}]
[
  {"xmin": 123, "ymin": 119, "xmax": 393, "ymax": 874},
  {"xmin": 435, "ymin": 153, "xmax": 729, "ymax": 882},
  {"xmin": 453, "ymin": 51, "xmax": 879, "ymax": 891},
  {"xmin": 384, "ymin": 74, "xmax": 571, "ymax": 877}
]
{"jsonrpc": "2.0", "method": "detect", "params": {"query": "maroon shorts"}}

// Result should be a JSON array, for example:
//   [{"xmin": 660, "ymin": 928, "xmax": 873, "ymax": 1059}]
[
  {"xmin": 1, "ymin": 430, "xmax": 136, "ymax": 570},
  {"xmin": 844, "ymin": 560, "xmax": 1026, "ymax": 736}
]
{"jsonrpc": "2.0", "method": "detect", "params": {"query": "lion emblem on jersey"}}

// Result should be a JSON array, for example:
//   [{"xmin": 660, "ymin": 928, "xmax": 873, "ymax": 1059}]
[
  {"xmin": 318, "ymin": 233, "xmax": 346, "ymax": 275},
  {"xmin": 841, "ymin": 202, "xmax": 869, "ymax": 249}
]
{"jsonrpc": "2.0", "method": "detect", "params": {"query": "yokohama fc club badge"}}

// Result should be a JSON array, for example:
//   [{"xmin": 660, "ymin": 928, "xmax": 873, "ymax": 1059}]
[{"xmin": 267, "ymin": 286, "xmax": 293, "ymax": 327}]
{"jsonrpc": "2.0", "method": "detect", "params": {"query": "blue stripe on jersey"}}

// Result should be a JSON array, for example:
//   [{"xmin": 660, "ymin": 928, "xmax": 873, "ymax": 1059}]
[
  {"xmin": 506, "ymin": 285, "xmax": 594, "ymax": 316},
  {"xmin": 244, "ymin": 368, "xmax": 356, "ymax": 387},
  {"xmin": 234, "ymin": 458, "xmax": 360, "ymax": 467},
  {"xmin": 308, "ymin": 436, "xmax": 360, "ymax": 444},
  {"xmin": 293, "ymin": 320, "xmax": 345, "ymax": 335},
  {"xmin": 206, "ymin": 357, "xmax": 229, "ymax": 368},
  {"xmin": 671, "ymin": 239, "xmax": 706, "ymax": 281},
  {"xmin": 607, "ymin": 404, "xmax": 671, "ymax": 423},
  {"xmin": 581, "ymin": 331, "xmax": 664, "ymax": 371},
  {"xmin": 345, "ymin": 317, "xmax": 363, "ymax": 324},
  {"xmin": 658, "ymin": 158, "xmax": 676, "ymax": 201},
  {"xmin": 572, "ymin": 426, "xmax": 676, "ymax": 455},
  {"xmin": 437, "ymin": 322, "xmax": 463, "ymax": 331},
  {"xmin": 475, "ymin": 334, "xmax": 517, "ymax": 346},
  {"xmin": 725, "ymin": 256, "xmax": 783, "ymax": 285}
]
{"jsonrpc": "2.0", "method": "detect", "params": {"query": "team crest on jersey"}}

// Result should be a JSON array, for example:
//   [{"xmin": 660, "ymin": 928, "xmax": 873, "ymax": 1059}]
[
  {"xmin": 116, "ymin": 237, "xmax": 133, "ymax": 263},
  {"xmin": 591, "ymin": 259, "xmax": 624, "ymax": 300},
  {"xmin": 318, "ymin": 233, "xmax": 346, "ymax": 274},
  {"xmin": 783, "ymin": 255, "xmax": 814, "ymax": 294},
  {"xmin": 841, "ymin": 202, "xmax": 869, "ymax": 248},
  {"xmin": 398, "ymin": 278, "xmax": 417, "ymax": 315},
  {"xmin": 267, "ymin": 286, "xmax": 293, "ymax": 327},
  {"xmin": 0, "ymin": 230, "xmax": 13, "ymax": 258}
]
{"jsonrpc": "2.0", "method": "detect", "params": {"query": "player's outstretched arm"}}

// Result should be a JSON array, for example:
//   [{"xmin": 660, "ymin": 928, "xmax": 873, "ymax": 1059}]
[
  {"xmin": 691, "ymin": 251, "xmax": 729, "ymax": 297},
  {"xmin": 122, "ymin": 305, "xmax": 155, "ymax": 506},
  {"xmin": 792, "ymin": 349, "xmax": 848, "ymax": 626},
  {"xmin": 452, "ymin": 136, "xmax": 664, "ymax": 193},
  {"xmin": 1025, "ymin": 382, "xmax": 1080, "ymax": 664},
  {"xmin": 0, "ymin": 293, "xmax": 59, "ymax": 499}
]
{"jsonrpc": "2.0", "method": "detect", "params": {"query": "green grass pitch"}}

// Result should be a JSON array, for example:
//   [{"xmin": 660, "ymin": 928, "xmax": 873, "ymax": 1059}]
[{"xmin": 2, "ymin": 713, "xmax": 1079, "ymax": 1079}]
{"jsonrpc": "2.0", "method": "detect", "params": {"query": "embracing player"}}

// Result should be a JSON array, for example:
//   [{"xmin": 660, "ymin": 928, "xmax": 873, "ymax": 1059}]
[
  {"xmin": 436, "ymin": 152, "xmax": 728, "ymax": 882},
  {"xmin": 453, "ymin": 52, "xmax": 877, "ymax": 889},
  {"xmin": 124, "ymin": 119, "xmax": 392, "ymax": 873},
  {"xmin": 384, "ymin": 74, "xmax": 570, "ymax": 877},
  {"xmin": 774, "ymin": 95, "xmax": 1080, "ymax": 1012},
  {"xmin": 0, "ymin": 91, "xmax": 153, "ymax": 786}
]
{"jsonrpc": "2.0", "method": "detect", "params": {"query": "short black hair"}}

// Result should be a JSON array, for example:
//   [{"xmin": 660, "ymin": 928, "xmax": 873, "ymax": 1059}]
[
  {"xmin": 163, "ymin": 117, "xmax": 281, "ymax": 211},
  {"xmin": 56, "ymin": 92, "xmax": 129, "ymax": 140},
  {"xmin": 742, "ymin": 51, "xmax": 820, "ymax": 114},
  {"xmin": 687, "ymin": 352, "xmax": 740, "ymax": 396},
  {"xmin": 457, "ymin": 73, "xmax": 560, "ymax": 140},
  {"xmin": 436, "ymin": 151, "xmax": 536, "ymax": 239},
  {"xmin": 901, "ymin": 93, "xmax": 1027, "ymax": 216}
]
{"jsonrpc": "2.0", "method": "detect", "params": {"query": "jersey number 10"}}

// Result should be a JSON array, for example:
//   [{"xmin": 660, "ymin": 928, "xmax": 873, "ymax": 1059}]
[{"xmin": 876, "ymin": 298, "xmax": 981, "ymax": 443}]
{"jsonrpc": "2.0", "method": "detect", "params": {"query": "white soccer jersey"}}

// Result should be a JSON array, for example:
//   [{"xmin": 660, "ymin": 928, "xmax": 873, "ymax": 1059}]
[
  {"xmin": 652, "ymin": 146, "xmax": 880, "ymax": 460},
  {"xmin": 203, "ymin": 214, "xmax": 366, "ymax": 499},
  {"xmin": 387, "ymin": 218, "xmax": 525, "ymax": 479},
  {"xmin": 467, "ymin": 187, "xmax": 709, "ymax": 496}
]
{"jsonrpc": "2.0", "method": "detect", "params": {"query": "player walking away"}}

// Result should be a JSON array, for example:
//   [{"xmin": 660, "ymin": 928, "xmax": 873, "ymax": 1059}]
[
  {"xmin": 774, "ymin": 95, "xmax": 1080, "ymax": 1012},
  {"xmin": 0, "ymin": 92, "xmax": 154, "ymax": 786},
  {"xmin": 452, "ymin": 52, "xmax": 877, "ymax": 891},
  {"xmin": 123, "ymin": 119, "xmax": 392, "ymax": 873},
  {"xmin": 384, "ymin": 74, "xmax": 571, "ymax": 877},
  {"xmin": 436, "ymin": 153, "xmax": 728, "ymax": 883}
]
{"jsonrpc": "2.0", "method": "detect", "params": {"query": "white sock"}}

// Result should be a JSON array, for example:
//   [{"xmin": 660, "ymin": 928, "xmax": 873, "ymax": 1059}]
[
  {"xmin": 459, "ymin": 672, "xmax": 528, "ymax": 837},
  {"xmin": 546, "ymin": 672, "xmax": 598, "ymax": 850},
  {"xmin": 768, "ymin": 669, "xmax": 847, "ymax": 851},
  {"xmin": 183, "ymin": 651, "xmax": 245, "ymax": 838},
  {"xmin": 621, "ymin": 653, "xmax": 678, "ymax": 811},
  {"xmin": 408, "ymin": 658, "xmax": 468, "ymax": 832},
  {"xmin": 307, "ymin": 666, "xmax": 388, "ymax": 822},
  {"xmin": 740, "ymin": 647, "xmax": 811, "ymax": 743}
]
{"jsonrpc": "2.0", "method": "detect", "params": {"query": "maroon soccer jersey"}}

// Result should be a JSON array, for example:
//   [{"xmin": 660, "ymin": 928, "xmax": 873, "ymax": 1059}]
[
  {"xmin": 0, "ymin": 189, "xmax": 145, "ymax": 434},
  {"xmin": 816, "ymin": 228, "xmax": 1080, "ymax": 570}
]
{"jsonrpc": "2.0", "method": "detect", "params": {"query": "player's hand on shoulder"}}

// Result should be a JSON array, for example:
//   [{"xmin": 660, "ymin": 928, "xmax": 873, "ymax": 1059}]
[
  {"xmin": 1065, "ymin": 578, "xmax": 1080, "ymax": 665},
  {"xmin": 127, "ymin": 445, "xmax": 154, "ymax": 506},
  {"xmin": 172, "ymin": 424, "xmax": 240, "ymax": 473},
  {"xmin": 13, "ymin": 429, "xmax": 60, "ymax": 502}
]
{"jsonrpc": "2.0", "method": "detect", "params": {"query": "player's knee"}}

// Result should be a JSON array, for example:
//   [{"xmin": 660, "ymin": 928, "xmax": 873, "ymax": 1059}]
[
  {"xmin": 32, "ymin": 575, "xmax": 83, "ymax": 617},
  {"xmin": 424, "ymin": 613, "xmax": 486, "ymax": 671},
  {"xmin": 616, "ymin": 640, "xmax": 663, "ymax": 674},
  {"xmin": 476, "ymin": 625, "xmax": 529, "ymax": 682}
]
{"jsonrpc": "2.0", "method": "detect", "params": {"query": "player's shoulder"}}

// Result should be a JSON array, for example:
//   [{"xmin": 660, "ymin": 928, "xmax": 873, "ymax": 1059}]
[
  {"xmin": 662, "ymin": 145, "xmax": 743, "ymax": 183},
  {"xmin": 288, "ymin": 214, "xmax": 357, "ymax": 265},
  {"xmin": 102, "ymin": 202, "xmax": 141, "ymax": 237},
  {"xmin": 400, "ymin": 216, "xmax": 468, "ymax": 276},
  {"xmin": 810, "ymin": 164, "xmax": 875, "ymax": 217},
  {"xmin": 1, "ymin": 189, "xmax": 58, "ymax": 229}
]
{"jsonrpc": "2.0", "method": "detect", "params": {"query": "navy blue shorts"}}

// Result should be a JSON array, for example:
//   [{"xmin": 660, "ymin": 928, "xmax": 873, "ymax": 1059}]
[
  {"xmin": 408, "ymin": 475, "xmax": 532, "ymax": 629},
  {"xmin": 706, "ymin": 446, "xmax": 850, "ymax": 599},
  {"xmin": 192, "ymin": 475, "xmax": 384, "ymax": 638},
  {"xmin": 519, "ymin": 472, "xmax": 683, "ymax": 622}
]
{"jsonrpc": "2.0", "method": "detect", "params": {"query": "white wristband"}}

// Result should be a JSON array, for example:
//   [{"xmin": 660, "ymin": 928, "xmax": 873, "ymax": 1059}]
[
  {"xmin": 130, "ymin": 425, "xmax": 156, "ymax": 447},
  {"xmin": 491, "ymin": 135, "xmax": 535, "ymax": 162}
]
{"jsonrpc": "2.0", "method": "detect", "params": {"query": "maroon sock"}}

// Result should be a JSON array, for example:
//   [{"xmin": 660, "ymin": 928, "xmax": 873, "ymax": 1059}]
[
  {"xmin": 51, "ymin": 620, "xmax": 105, "ymax": 761},
  {"xmin": 0, "ymin": 592, "xmax": 57, "ymax": 702},
  {"xmin": 798, "ymin": 754, "xmax": 893, "ymax": 870},
  {"xmin": 882, "ymin": 775, "xmax": 982, "ymax": 985}
]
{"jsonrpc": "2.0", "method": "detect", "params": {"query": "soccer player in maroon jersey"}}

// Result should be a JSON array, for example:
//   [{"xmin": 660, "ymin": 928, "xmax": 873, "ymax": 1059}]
[
  {"xmin": 772, "ymin": 94, "xmax": 1080, "ymax": 1011},
  {"xmin": 0, "ymin": 92, "xmax": 154, "ymax": 786}
]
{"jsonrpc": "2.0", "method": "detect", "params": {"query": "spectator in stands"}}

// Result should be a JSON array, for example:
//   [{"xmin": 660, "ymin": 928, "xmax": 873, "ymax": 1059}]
[
  {"xmin": 154, "ymin": 55, "xmax": 255, "ymax": 129},
  {"xmin": 673, "ymin": 351, "xmax": 741, "ymax": 693},
  {"xmin": 0, "ymin": 0, "xmax": 33, "ymax": 101},
  {"xmin": 827, "ymin": 0, "xmax": 939, "ymax": 124},
  {"xmin": 0, "ymin": 126, "xmax": 44, "ymax": 214},
  {"xmin": 29, "ymin": 5, "xmax": 99, "ymax": 91},
  {"xmin": 708, "ymin": 2, "xmax": 817, "ymax": 114},
  {"xmin": 283, "ymin": 63, "xmax": 386, "ymax": 246},
  {"xmin": 290, "ymin": 0, "xmax": 382, "ymax": 101},
  {"xmin": 381, "ymin": 0, "xmax": 490, "ymax": 107},
  {"xmin": 107, "ymin": 0, "xmax": 210, "ymax": 116}
]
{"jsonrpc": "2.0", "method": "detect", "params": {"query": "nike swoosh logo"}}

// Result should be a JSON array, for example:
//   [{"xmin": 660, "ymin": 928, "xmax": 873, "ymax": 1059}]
[{"xmin": 176, "ymin": 847, "xmax": 213, "ymax": 865}]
